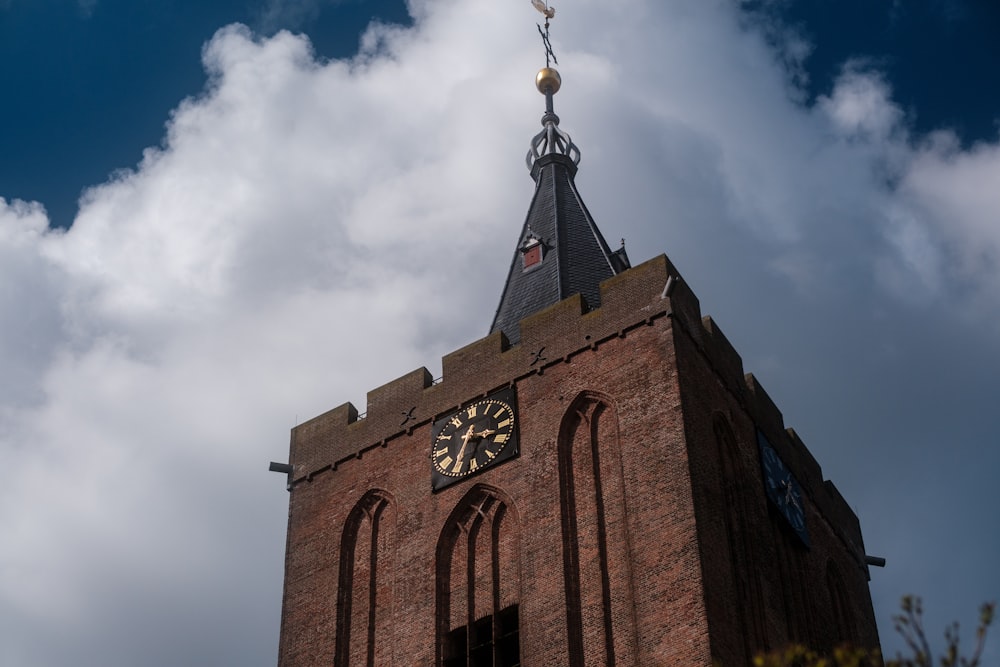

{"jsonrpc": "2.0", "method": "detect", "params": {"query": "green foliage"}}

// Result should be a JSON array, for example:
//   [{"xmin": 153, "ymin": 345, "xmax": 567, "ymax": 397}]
[
  {"xmin": 889, "ymin": 596, "xmax": 995, "ymax": 667},
  {"xmin": 753, "ymin": 643, "xmax": 882, "ymax": 667},
  {"xmin": 753, "ymin": 596, "xmax": 996, "ymax": 667}
]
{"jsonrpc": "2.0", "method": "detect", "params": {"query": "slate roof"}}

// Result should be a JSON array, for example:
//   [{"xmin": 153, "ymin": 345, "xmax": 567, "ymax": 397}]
[{"xmin": 489, "ymin": 151, "xmax": 630, "ymax": 345}]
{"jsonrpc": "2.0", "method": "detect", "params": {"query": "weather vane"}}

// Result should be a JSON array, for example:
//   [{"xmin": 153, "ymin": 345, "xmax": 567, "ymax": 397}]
[
  {"xmin": 526, "ymin": 0, "xmax": 577, "ymax": 170},
  {"xmin": 532, "ymin": 0, "xmax": 557, "ymax": 67}
]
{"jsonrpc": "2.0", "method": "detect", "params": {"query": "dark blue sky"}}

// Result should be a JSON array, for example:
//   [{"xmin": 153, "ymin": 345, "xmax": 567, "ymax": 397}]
[
  {"xmin": 0, "ymin": 0, "xmax": 411, "ymax": 227},
  {"xmin": 775, "ymin": 0, "xmax": 1000, "ymax": 140},
  {"xmin": 2, "ymin": 1, "xmax": 999, "ymax": 227}
]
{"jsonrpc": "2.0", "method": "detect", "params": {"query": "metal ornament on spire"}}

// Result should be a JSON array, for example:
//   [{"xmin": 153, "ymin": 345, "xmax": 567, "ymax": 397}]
[
  {"xmin": 532, "ymin": 0, "xmax": 558, "ymax": 67},
  {"xmin": 537, "ymin": 24, "xmax": 558, "ymax": 67},
  {"xmin": 527, "ymin": 0, "xmax": 580, "ymax": 171}
]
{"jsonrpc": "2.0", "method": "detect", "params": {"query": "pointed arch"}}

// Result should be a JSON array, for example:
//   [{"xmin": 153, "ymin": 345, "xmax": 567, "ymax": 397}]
[
  {"xmin": 773, "ymin": 517, "xmax": 818, "ymax": 648},
  {"xmin": 335, "ymin": 489, "xmax": 395, "ymax": 667},
  {"xmin": 558, "ymin": 391, "xmax": 637, "ymax": 667},
  {"xmin": 712, "ymin": 413, "xmax": 768, "ymax": 658},
  {"xmin": 436, "ymin": 484, "xmax": 521, "ymax": 667},
  {"xmin": 826, "ymin": 559, "xmax": 856, "ymax": 647}
]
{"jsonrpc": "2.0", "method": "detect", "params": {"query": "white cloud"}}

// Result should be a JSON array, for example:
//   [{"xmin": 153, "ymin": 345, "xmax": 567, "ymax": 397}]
[
  {"xmin": 0, "ymin": 198, "xmax": 66, "ymax": 410},
  {"xmin": 813, "ymin": 60, "xmax": 1000, "ymax": 319},
  {"xmin": 77, "ymin": 0, "xmax": 97, "ymax": 18},
  {"xmin": 876, "ymin": 206, "xmax": 946, "ymax": 299},
  {"xmin": 256, "ymin": 0, "xmax": 327, "ymax": 31},
  {"xmin": 899, "ymin": 133, "xmax": 1000, "ymax": 304},
  {"xmin": 2, "ymin": 1, "xmax": 999, "ymax": 664},
  {"xmin": 820, "ymin": 62, "xmax": 905, "ymax": 143}
]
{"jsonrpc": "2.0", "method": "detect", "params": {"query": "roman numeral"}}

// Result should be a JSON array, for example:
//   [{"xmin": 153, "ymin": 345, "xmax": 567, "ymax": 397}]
[
  {"xmin": 439, "ymin": 456, "xmax": 453, "ymax": 469},
  {"xmin": 496, "ymin": 418, "xmax": 511, "ymax": 429},
  {"xmin": 449, "ymin": 416, "xmax": 462, "ymax": 428},
  {"xmin": 467, "ymin": 405, "xmax": 478, "ymax": 418}
]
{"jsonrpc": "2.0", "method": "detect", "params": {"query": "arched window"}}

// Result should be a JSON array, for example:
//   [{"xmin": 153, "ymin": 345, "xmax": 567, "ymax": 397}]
[
  {"xmin": 826, "ymin": 559, "xmax": 856, "ymax": 647},
  {"xmin": 558, "ymin": 392, "xmax": 637, "ymax": 666},
  {"xmin": 713, "ymin": 414, "xmax": 767, "ymax": 659},
  {"xmin": 773, "ymin": 512, "xmax": 818, "ymax": 648},
  {"xmin": 436, "ymin": 485, "xmax": 521, "ymax": 667},
  {"xmin": 335, "ymin": 489, "xmax": 395, "ymax": 667}
]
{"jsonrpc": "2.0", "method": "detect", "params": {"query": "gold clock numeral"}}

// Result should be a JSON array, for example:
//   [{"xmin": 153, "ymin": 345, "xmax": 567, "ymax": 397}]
[{"xmin": 432, "ymin": 392, "xmax": 517, "ymax": 490}]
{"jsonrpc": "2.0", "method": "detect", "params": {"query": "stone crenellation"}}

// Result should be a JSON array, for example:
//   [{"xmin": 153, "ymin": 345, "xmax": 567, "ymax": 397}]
[
  {"xmin": 290, "ymin": 254, "xmax": 680, "ymax": 480},
  {"xmin": 287, "ymin": 253, "xmax": 864, "ymax": 560},
  {"xmin": 279, "ymin": 245, "xmax": 880, "ymax": 666}
]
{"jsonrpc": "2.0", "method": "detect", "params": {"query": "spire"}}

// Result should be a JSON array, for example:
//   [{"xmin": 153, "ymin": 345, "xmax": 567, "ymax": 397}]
[{"xmin": 489, "ymin": 4, "xmax": 630, "ymax": 345}]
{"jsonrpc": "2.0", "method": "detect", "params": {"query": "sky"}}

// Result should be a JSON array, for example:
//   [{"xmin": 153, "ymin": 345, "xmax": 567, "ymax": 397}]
[{"xmin": 1, "ymin": 0, "xmax": 999, "ymax": 664}]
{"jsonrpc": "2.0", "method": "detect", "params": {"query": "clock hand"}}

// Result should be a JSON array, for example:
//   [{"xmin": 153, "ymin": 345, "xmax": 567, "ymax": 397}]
[
  {"xmin": 782, "ymin": 479, "xmax": 801, "ymax": 511},
  {"xmin": 452, "ymin": 425, "xmax": 476, "ymax": 474},
  {"xmin": 788, "ymin": 490, "xmax": 801, "ymax": 511}
]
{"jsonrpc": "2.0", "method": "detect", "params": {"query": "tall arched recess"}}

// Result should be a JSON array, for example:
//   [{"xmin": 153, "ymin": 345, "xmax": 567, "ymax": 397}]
[
  {"xmin": 826, "ymin": 559, "xmax": 856, "ymax": 648},
  {"xmin": 712, "ymin": 413, "xmax": 767, "ymax": 659},
  {"xmin": 558, "ymin": 391, "xmax": 637, "ymax": 666},
  {"xmin": 435, "ymin": 484, "xmax": 521, "ymax": 667},
  {"xmin": 334, "ymin": 489, "xmax": 395, "ymax": 667}
]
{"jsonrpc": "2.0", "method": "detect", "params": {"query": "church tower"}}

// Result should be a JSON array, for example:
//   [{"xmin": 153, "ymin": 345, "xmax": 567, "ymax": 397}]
[{"xmin": 273, "ymin": 9, "xmax": 881, "ymax": 665}]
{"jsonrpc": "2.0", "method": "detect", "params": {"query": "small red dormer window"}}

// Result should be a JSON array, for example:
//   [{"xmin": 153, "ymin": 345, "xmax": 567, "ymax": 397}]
[{"xmin": 521, "ymin": 235, "xmax": 544, "ymax": 270}]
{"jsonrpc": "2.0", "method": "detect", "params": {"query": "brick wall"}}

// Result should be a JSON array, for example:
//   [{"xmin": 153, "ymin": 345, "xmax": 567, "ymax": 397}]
[{"xmin": 276, "ymin": 254, "xmax": 879, "ymax": 666}]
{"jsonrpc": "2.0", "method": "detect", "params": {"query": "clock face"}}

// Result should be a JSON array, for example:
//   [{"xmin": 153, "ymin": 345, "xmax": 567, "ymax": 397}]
[
  {"xmin": 431, "ymin": 387, "xmax": 519, "ymax": 491},
  {"xmin": 757, "ymin": 431, "xmax": 810, "ymax": 547}
]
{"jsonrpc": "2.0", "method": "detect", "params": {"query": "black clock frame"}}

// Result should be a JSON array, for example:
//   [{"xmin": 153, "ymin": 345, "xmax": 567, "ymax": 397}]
[
  {"xmin": 430, "ymin": 386, "xmax": 520, "ymax": 492},
  {"xmin": 757, "ymin": 430, "xmax": 810, "ymax": 547}
]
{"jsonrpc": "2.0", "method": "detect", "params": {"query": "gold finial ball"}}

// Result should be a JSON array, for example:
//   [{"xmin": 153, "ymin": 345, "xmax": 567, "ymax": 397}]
[{"xmin": 536, "ymin": 67, "xmax": 562, "ymax": 95}]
